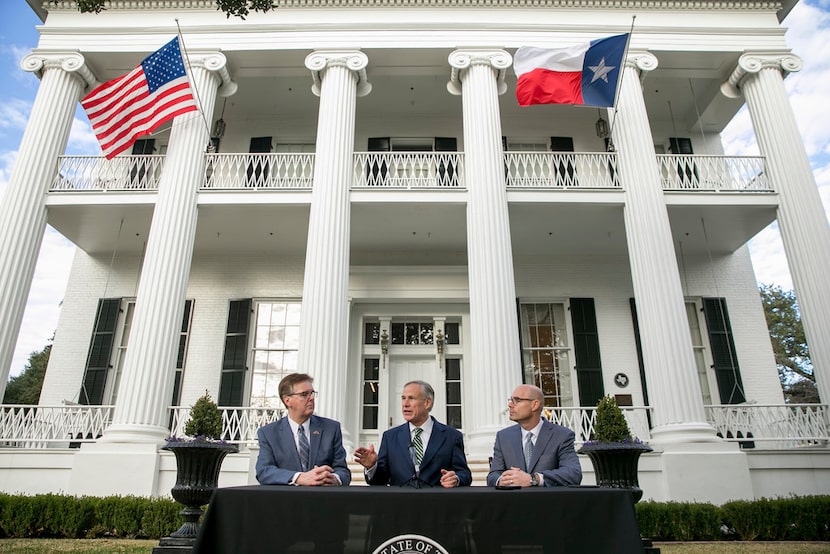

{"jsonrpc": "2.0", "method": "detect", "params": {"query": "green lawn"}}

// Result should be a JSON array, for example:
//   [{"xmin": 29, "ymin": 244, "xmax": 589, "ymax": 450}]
[{"xmin": 0, "ymin": 539, "xmax": 827, "ymax": 553}]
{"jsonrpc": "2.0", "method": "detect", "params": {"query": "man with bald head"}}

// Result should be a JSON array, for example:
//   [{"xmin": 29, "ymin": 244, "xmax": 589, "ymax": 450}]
[{"xmin": 487, "ymin": 384, "xmax": 582, "ymax": 487}]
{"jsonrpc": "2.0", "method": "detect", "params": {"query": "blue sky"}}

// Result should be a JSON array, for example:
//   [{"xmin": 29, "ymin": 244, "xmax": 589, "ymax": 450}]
[{"xmin": 1, "ymin": 1, "xmax": 829, "ymax": 379}]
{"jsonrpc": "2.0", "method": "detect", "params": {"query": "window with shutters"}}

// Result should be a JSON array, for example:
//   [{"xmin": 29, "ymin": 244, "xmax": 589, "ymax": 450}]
[
  {"xmin": 249, "ymin": 301, "xmax": 302, "ymax": 408},
  {"xmin": 519, "ymin": 302, "xmax": 573, "ymax": 408}
]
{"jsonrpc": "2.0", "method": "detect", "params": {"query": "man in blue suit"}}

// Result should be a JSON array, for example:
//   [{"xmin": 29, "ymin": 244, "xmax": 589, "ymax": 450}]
[
  {"xmin": 256, "ymin": 373, "xmax": 351, "ymax": 486},
  {"xmin": 354, "ymin": 380, "xmax": 471, "ymax": 487},
  {"xmin": 487, "ymin": 384, "xmax": 582, "ymax": 487}
]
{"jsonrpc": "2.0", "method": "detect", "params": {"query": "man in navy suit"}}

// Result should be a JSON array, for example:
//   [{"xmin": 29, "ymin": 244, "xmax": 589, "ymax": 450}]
[
  {"xmin": 354, "ymin": 380, "xmax": 471, "ymax": 488},
  {"xmin": 256, "ymin": 373, "xmax": 351, "ymax": 486},
  {"xmin": 487, "ymin": 384, "xmax": 582, "ymax": 487}
]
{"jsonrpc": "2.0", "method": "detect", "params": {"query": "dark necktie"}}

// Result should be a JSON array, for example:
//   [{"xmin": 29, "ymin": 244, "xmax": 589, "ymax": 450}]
[{"xmin": 298, "ymin": 425, "xmax": 310, "ymax": 471}]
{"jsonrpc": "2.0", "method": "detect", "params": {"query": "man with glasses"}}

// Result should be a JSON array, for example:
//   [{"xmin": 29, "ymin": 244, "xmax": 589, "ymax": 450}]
[
  {"xmin": 256, "ymin": 373, "xmax": 351, "ymax": 486},
  {"xmin": 487, "ymin": 384, "xmax": 582, "ymax": 487}
]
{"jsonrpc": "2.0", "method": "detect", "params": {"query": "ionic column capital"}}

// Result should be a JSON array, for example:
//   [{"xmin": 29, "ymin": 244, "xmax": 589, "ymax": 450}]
[
  {"xmin": 447, "ymin": 49, "xmax": 512, "ymax": 95},
  {"xmin": 305, "ymin": 50, "xmax": 372, "ymax": 97},
  {"xmin": 21, "ymin": 50, "xmax": 96, "ymax": 90},
  {"xmin": 187, "ymin": 50, "xmax": 237, "ymax": 96},
  {"xmin": 721, "ymin": 52, "xmax": 803, "ymax": 98},
  {"xmin": 624, "ymin": 50, "xmax": 659, "ymax": 82}
]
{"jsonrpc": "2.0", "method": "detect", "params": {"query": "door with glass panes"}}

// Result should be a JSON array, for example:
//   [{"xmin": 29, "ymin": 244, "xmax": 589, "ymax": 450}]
[{"xmin": 361, "ymin": 317, "xmax": 463, "ymax": 433}]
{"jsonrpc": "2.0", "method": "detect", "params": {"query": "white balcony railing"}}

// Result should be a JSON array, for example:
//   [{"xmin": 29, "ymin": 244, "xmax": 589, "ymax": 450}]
[
  {"xmin": 658, "ymin": 154, "xmax": 770, "ymax": 192},
  {"xmin": 505, "ymin": 152, "xmax": 619, "ymax": 189},
  {"xmin": 204, "ymin": 153, "xmax": 315, "ymax": 190},
  {"xmin": 168, "ymin": 406, "xmax": 284, "ymax": 444},
  {"xmin": 50, "ymin": 155, "xmax": 164, "ymax": 191},
  {"xmin": 543, "ymin": 406, "xmax": 652, "ymax": 444},
  {"xmin": 1, "ymin": 404, "xmax": 826, "ymax": 450},
  {"xmin": 353, "ymin": 152, "xmax": 464, "ymax": 188},
  {"xmin": 0, "ymin": 404, "xmax": 115, "ymax": 447},
  {"xmin": 705, "ymin": 403, "xmax": 829, "ymax": 448}
]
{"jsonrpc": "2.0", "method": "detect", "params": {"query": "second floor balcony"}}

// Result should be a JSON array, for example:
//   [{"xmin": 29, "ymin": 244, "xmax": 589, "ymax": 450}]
[{"xmin": 51, "ymin": 152, "xmax": 769, "ymax": 193}]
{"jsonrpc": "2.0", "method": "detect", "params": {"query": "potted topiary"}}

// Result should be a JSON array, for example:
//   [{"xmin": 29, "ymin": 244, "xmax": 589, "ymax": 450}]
[
  {"xmin": 577, "ymin": 395, "xmax": 652, "ymax": 503},
  {"xmin": 155, "ymin": 392, "xmax": 238, "ymax": 552}
]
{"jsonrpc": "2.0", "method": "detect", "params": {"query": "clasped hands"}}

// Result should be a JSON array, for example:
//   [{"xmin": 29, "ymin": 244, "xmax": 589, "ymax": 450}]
[
  {"xmin": 296, "ymin": 465, "xmax": 339, "ymax": 486},
  {"xmin": 499, "ymin": 467, "xmax": 534, "ymax": 487},
  {"xmin": 353, "ymin": 445, "xmax": 461, "ymax": 488}
]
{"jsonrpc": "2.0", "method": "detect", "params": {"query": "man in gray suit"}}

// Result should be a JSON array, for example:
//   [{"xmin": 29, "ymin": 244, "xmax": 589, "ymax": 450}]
[
  {"xmin": 256, "ymin": 373, "xmax": 351, "ymax": 486},
  {"xmin": 487, "ymin": 384, "xmax": 582, "ymax": 487}
]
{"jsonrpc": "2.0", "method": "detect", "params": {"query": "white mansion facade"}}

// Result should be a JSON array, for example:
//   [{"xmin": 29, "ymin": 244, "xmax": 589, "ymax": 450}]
[{"xmin": 0, "ymin": 0, "xmax": 828, "ymax": 504}]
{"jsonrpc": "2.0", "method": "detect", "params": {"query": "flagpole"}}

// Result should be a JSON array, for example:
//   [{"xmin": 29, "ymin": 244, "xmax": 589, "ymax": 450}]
[
  {"xmin": 607, "ymin": 15, "xmax": 636, "ymax": 151},
  {"xmin": 174, "ymin": 19, "xmax": 214, "ymax": 152}
]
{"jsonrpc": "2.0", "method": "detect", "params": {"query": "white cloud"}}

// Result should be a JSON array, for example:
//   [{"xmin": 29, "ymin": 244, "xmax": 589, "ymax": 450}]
[{"xmin": 9, "ymin": 229, "xmax": 76, "ymax": 378}]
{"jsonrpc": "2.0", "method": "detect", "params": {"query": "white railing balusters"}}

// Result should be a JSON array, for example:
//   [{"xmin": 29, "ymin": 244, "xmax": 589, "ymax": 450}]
[
  {"xmin": 504, "ymin": 152, "xmax": 619, "ymax": 189},
  {"xmin": 705, "ymin": 404, "xmax": 829, "ymax": 448},
  {"xmin": 50, "ymin": 155, "xmax": 165, "ymax": 191},
  {"xmin": 168, "ymin": 406, "xmax": 284, "ymax": 444},
  {"xmin": 2, "ymin": 403, "xmax": 826, "ymax": 449},
  {"xmin": 353, "ymin": 152, "xmax": 464, "ymax": 188},
  {"xmin": 204, "ymin": 153, "xmax": 315, "ymax": 190},
  {"xmin": 658, "ymin": 154, "xmax": 770, "ymax": 192}
]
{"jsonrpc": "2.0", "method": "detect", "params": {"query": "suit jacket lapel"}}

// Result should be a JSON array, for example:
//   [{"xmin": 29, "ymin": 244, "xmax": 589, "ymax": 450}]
[
  {"xmin": 308, "ymin": 416, "xmax": 321, "ymax": 467},
  {"xmin": 278, "ymin": 418, "xmax": 303, "ymax": 469},
  {"xmin": 529, "ymin": 422, "xmax": 554, "ymax": 471},
  {"xmin": 421, "ymin": 417, "xmax": 446, "ymax": 467},
  {"xmin": 397, "ymin": 424, "xmax": 415, "ymax": 470}
]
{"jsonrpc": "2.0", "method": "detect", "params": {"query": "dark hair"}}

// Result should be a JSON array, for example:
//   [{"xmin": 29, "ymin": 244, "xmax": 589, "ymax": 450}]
[
  {"xmin": 404, "ymin": 380, "xmax": 435, "ymax": 411},
  {"xmin": 279, "ymin": 373, "xmax": 314, "ymax": 401}
]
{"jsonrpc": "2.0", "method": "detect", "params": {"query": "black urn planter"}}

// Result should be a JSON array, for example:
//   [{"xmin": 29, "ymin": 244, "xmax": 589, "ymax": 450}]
[
  {"xmin": 577, "ymin": 442, "xmax": 652, "ymax": 503},
  {"xmin": 154, "ymin": 441, "xmax": 238, "ymax": 553}
]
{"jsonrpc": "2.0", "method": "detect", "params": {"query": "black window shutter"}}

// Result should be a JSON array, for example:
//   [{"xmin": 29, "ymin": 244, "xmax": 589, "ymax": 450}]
[
  {"xmin": 79, "ymin": 299, "xmax": 120, "ymax": 405},
  {"xmin": 247, "ymin": 137, "xmax": 272, "ymax": 185},
  {"xmin": 702, "ymin": 298, "xmax": 746, "ymax": 404},
  {"xmin": 668, "ymin": 138, "xmax": 698, "ymax": 187},
  {"xmin": 367, "ymin": 138, "xmax": 390, "ymax": 184},
  {"xmin": 628, "ymin": 299, "xmax": 653, "ymax": 427},
  {"xmin": 219, "ymin": 299, "xmax": 251, "ymax": 406},
  {"xmin": 570, "ymin": 298, "xmax": 605, "ymax": 406},
  {"xmin": 435, "ymin": 137, "xmax": 457, "ymax": 186},
  {"xmin": 550, "ymin": 136, "xmax": 575, "ymax": 186},
  {"xmin": 668, "ymin": 138, "xmax": 694, "ymax": 154},
  {"xmin": 129, "ymin": 138, "xmax": 155, "ymax": 185},
  {"xmin": 367, "ymin": 137, "xmax": 391, "ymax": 152},
  {"xmin": 171, "ymin": 299, "xmax": 194, "ymax": 406}
]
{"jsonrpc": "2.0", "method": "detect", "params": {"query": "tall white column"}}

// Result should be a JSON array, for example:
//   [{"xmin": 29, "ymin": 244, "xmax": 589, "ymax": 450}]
[
  {"xmin": 103, "ymin": 52, "xmax": 236, "ymax": 443},
  {"xmin": 0, "ymin": 52, "xmax": 94, "ymax": 398},
  {"xmin": 613, "ymin": 52, "xmax": 717, "ymax": 444},
  {"xmin": 723, "ymin": 53, "xmax": 830, "ymax": 405},
  {"xmin": 448, "ymin": 49, "xmax": 520, "ymax": 457},
  {"xmin": 299, "ymin": 51, "xmax": 370, "ymax": 445}
]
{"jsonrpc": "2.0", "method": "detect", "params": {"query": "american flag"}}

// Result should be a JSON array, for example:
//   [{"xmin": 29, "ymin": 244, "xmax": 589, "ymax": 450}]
[{"xmin": 82, "ymin": 37, "xmax": 198, "ymax": 160}]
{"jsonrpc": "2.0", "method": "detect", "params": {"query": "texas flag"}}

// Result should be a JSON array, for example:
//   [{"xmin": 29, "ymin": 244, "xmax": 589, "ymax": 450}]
[{"xmin": 514, "ymin": 34, "xmax": 629, "ymax": 108}]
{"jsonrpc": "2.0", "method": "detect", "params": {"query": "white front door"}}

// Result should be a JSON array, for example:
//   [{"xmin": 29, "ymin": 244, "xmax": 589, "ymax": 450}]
[{"xmin": 389, "ymin": 355, "xmax": 443, "ymax": 428}]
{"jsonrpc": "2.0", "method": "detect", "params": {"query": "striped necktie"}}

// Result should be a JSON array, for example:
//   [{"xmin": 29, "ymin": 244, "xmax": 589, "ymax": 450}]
[
  {"xmin": 298, "ymin": 424, "xmax": 310, "ymax": 471},
  {"xmin": 412, "ymin": 427, "xmax": 424, "ymax": 465}
]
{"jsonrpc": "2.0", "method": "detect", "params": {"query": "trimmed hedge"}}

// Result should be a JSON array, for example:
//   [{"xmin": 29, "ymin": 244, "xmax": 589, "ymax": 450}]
[
  {"xmin": 0, "ymin": 493, "xmax": 825, "ymax": 542},
  {"xmin": 0, "ymin": 493, "xmax": 180, "ymax": 539},
  {"xmin": 637, "ymin": 495, "xmax": 830, "ymax": 541}
]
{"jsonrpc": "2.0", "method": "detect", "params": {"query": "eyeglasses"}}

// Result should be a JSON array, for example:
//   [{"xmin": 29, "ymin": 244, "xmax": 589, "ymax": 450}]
[
  {"xmin": 507, "ymin": 397, "xmax": 533, "ymax": 405},
  {"xmin": 288, "ymin": 390, "xmax": 318, "ymax": 399}
]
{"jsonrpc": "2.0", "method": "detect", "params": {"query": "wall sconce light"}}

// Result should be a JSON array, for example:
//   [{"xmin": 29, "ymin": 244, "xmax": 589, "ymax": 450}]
[
  {"xmin": 212, "ymin": 98, "xmax": 227, "ymax": 139},
  {"xmin": 595, "ymin": 109, "xmax": 609, "ymax": 139},
  {"xmin": 435, "ymin": 329, "xmax": 444, "ymax": 368},
  {"xmin": 380, "ymin": 329, "xmax": 389, "ymax": 368}
]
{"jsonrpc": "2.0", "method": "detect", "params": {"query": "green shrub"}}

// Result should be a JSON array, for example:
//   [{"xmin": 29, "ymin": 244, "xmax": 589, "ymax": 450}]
[
  {"xmin": 636, "ymin": 501, "xmax": 721, "ymax": 541},
  {"xmin": 593, "ymin": 395, "xmax": 633, "ymax": 443},
  {"xmin": 140, "ymin": 497, "xmax": 181, "ymax": 539},
  {"xmin": 184, "ymin": 392, "xmax": 223, "ymax": 440},
  {"xmin": 93, "ymin": 496, "xmax": 148, "ymax": 538}
]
